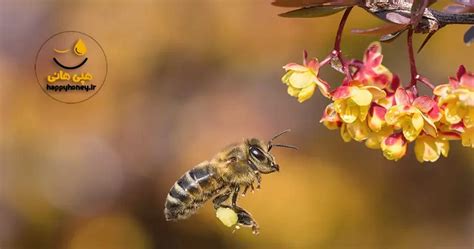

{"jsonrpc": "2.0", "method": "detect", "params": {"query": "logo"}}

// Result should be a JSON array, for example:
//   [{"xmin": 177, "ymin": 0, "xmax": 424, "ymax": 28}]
[{"xmin": 35, "ymin": 31, "xmax": 107, "ymax": 103}]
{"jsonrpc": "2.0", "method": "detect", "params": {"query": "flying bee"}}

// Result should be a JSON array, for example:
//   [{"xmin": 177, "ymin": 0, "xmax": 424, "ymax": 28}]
[{"xmin": 164, "ymin": 130, "xmax": 296, "ymax": 234}]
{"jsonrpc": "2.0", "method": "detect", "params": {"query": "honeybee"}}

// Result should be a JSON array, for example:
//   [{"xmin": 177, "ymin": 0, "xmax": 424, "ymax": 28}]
[{"xmin": 164, "ymin": 130, "xmax": 296, "ymax": 234}]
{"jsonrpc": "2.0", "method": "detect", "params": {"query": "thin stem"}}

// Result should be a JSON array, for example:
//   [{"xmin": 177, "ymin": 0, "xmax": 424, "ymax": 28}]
[
  {"xmin": 319, "ymin": 54, "xmax": 332, "ymax": 67},
  {"xmin": 418, "ymin": 75, "xmax": 435, "ymax": 89},
  {"xmin": 332, "ymin": 7, "xmax": 353, "ymax": 80},
  {"xmin": 318, "ymin": 8, "xmax": 353, "ymax": 79},
  {"xmin": 410, "ymin": 0, "xmax": 428, "ymax": 27},
  {"xmin": 334, "ymin": 7, "xmax": 352, "ymax": 52},
  {"xmin": 404, "ymin": 28, "xmax": 435, "ymax": 92},
  {"xmin": 407, "ymin": 28, "xmax": 418, "ymax": 87}
]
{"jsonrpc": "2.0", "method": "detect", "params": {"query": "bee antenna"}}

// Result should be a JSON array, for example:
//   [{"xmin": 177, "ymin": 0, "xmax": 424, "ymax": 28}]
[
  {"xmin": 271, "ymin": 144, "xmax": 298, "ymax": 150},
  {"xmin": 270, "ymin": 129, "xmax": 291, "ymax": 142},
  {"xmin": 268, "ymin": 129, "xmax": 292, "ymax": 151}
]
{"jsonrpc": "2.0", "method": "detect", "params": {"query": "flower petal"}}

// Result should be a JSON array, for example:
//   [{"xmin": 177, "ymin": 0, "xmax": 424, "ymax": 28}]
[
  {"xmin": 386, "ymin": 75, "xmax": 400, "ymax": 94},
  {"xmin": 437, "ymin": 139, "xmax": 449, "ymax": 157},
  {"xmin": 460, "ymin": 71, "xmax": 474, "ymax": 90},
  {"xmin": 297, "ymin": 84, "xmax": 316, "ymax": 103},
  {"xmin": 457, "ymin": 65, "xmax": 466, "ymax": 81},
  {"xmin": 363, "ymin": 85, "xmax": 386, "ymax": 100},
  {"xmin": 381, "ymin": 133, "xmax": 407, "ymax": 161},
  {"xmin": 320, "ymin": 103, "xmax": 341, "ymax": 130},
  {"xmin": 287, "ymin": 85, "xmax": 300, "ymax": 97},
  {"xmin": 368, "ymin": 105, "xmax": 387, "ymax": 132},
  {"xmin": 335, "ymin": 100, "xmax": 359, "ymax": 124},
  {"xmin": 340, "ymin": 123, "xmax": 352, "ymax": 142},
  {"xmin": 288, "ymin": 71, "xmax": 316, "ymax": 89},
  {"xmin": 366, "ymin": 134, "xmax": 381, "ymax": 149},
  {"xmin": 283, "ymin": 63, "xmax": 308, "ymax": 72},
  {"xmin": 332, "ymin": 86, "xmax": 351, "ymax": 100},
  {"xmin": 395, "ymin": 88, "xmax": 411, "ymax": 106},
  {"xmin": 385, "ymin": 105, "xmax": 404, "ymax": 125},
  {"xmin": 412, "ymin": 111, "xmax": 424, "ymax": 132},
  {"xmin": 444, "ymin": 102, "xmax": 464, "ymax": 124},
  {"xmin": 422, "ymin": 114, "xmax": 438, "ymax": 137},
  {"xmin": 363, "ymin": 41, "xmax": 383, "ymax": 64},
  {"xmin": 365, "ymin": 126, "xmax": 393, "ymax": 150},
  {"xmin": 281, "ymin": 71, "xmax": 292, "ymax": 85},
  {"xmin": 306, "ymin": 58, "xmax": 320, "ymax": 73},
  {"xmin": 438, "ymin": 131, "xmax": 461, "ymax": 140},
  {"xmin": 413, "ymin": 96, "xmax": 436, "ymax": 113},
  {"xmin": 433, "ymin": 84, "xmax": 451, "ymax": 97},
  {"xmin": 359, "ymin": 105, "xmax": 370, "ymax": 121},
  {"xmin": 347, "ymin": 120, "xmax": 370, "ymax": 141},
  {"xmin": 463, "ymin": 108, "xmax": 474, "ymax": 128},
  {"xmin": 402, "ymin": 118, "xmax": 422, "ymax": 142},
  {"xmin": 350, "ymin": 88, "xmax": 373, "ymax": 106},
  {"xmin": 461, "ymin": 127, "xmax": 474, "ymax": 148},
  {"xmin": 427, "ymin": 104, "xmax": 442, "ymax": 122},
  {"xmin": 414, "ymin": 135, "xmax": 441, "ymax": 163},
  {"xmin": 315, "ymin": 78, "xmax": 331, "ymax": 98}
]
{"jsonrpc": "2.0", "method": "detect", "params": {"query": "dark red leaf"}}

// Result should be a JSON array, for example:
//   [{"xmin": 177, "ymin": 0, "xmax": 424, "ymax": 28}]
[
  {"xmin": 352, "ymin": 23, "xmax": 407, "ymax": 36},
  {"xmin": 455, "ymin": 0, "xmax": 474, "ymax": 7},
  {"xmin": 279, "ymin": 6, "xmax": 346, "ymax": 18},
  {"xmin": 380, "ymin": 31, "xmax": 405, "ymax": 42},
  {"xmin": 386, "ymin": 13, "xmax": 411, "ymax": 24},
  {"xmin": 444, "ymin": 4, "xmax": 474, "ymax": 13},
  {"xmin": 272, "ymin": 0, "xmax": 358, "ymax": 7}
]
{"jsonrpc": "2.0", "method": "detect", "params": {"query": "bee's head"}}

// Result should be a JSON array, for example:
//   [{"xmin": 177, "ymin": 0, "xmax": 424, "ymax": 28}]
[{"xmin": 246, "ymin": 129, "xmax": 296, "ymax": 174}]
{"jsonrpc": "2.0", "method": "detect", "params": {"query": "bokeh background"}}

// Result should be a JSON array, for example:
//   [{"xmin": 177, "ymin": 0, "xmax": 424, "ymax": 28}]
[{"xmin": 1, "ymin": 1, "xmax": 473, "ymax": 248}]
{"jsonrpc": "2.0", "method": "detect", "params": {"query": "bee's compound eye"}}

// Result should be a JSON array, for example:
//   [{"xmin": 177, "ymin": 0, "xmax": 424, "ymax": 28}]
[{"xmin": 250, "ymin": 147, "xmax": 266, "ymax": 161}]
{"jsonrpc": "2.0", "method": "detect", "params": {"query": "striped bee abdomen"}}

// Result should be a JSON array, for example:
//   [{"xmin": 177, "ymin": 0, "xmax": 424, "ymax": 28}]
[{"xmin": 164, "ymin": 162, "xmax": 222, "ymax": 221}]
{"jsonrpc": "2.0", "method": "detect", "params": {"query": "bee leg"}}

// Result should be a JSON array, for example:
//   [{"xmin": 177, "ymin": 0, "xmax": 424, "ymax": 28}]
[
  {"xmin": 212, "ymin": 191, "xmax": 231, "ymax": 209},
  {"xmin": 233, "ymin": 206, "xmax": 259, "ymax": 235},
  {"xmin": 241, "ymin": 184, "xmax": 253, "ymax": 197},
  {"xmin": 255, "ymin": 173, "xmax": 262, "ymax": 189},
  {"xmin": 228, "ymin": 186, "xmax": 259, "ymax": 234},
  {"xmin": 231, "ymin": 186, "xmax": 240, "ymax": 207}
]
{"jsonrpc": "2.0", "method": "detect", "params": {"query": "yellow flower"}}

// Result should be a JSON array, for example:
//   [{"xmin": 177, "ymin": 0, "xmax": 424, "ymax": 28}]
[
  {"xmin": 346, "ymin": 119, "xmax": 371, "ymax": 142},
  {"xmin": 368, "ymin": 104, "xmax": 387, "ymax": 132},
  {"xmin": 414, "ymin": 135, "xmax": 449, "ymax": 163},
  {"xmin": 385, "ymin": 106, "xmax": 425, "ymax": 142},
  {"xmin": 461, "ymin": 127, "xmax": 474, "ymax": 148},
  {"xmin": 338, "ymin": 119, "xmax": 371, "ymax": 143},
  {"xmin": 282, "ymin": 57, "xmax": 330, "ymax": 103},
  {"xmin": 340, "ymin": 123, "xmax": 352, "ymax": 142},
  {"xmin": 365, "ymin": 126, "xmax": 393, "ymax": 149},
  {"xmin": 385, "ymin": 89, "xmax": 440, "ymax": 142},
  {"xmin": 332, "ymin": 82, "xmax": 386, "ymax": 124},
  {"xmin": 380, "ymin": 133, "xmax": 407, "ymax": 161},
  {"xmin": 353, "ymin": 41, "xmax": 393, "ymax": 89},
  {"xmin": 434, "ymin": 67, "xmax": 474, "ymax": 128},
  {"xmin": 340, "ymin": 119, "xmax": 379, "ymax": 143},
  {"xmin": 320, "ymin": 103, "xmax": 341, "ymax": 130}
]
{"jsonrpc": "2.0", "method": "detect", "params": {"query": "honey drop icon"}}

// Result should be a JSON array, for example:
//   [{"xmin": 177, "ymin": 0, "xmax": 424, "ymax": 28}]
[{"xmin": 73, "ymin": 39, "xmax": 87, "ymax": 56}]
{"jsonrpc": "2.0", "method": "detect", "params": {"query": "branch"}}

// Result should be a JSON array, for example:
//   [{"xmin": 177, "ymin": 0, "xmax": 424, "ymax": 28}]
[
  {"xmin": 430, "ymin": 10, "xmax": 474, "ymax": 27},
  {"xmin": 365, "ymin": 6, "xmax": 474, "ymax": 34}
]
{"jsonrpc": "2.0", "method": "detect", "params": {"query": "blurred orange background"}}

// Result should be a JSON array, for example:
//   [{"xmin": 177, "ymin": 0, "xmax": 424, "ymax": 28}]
[{"xmin": 0, "ymin": 1, "xmax": 473, "ymax": 248}]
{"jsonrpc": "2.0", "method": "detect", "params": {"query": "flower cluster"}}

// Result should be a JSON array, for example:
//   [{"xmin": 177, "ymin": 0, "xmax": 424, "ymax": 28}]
[
  {"xmin": 281, "ymin": 42, "xmax": 474, "ymax": 162},
  {"xmin": 282, "ymin": 54, "xmax": 330, "ymax": 102}
]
